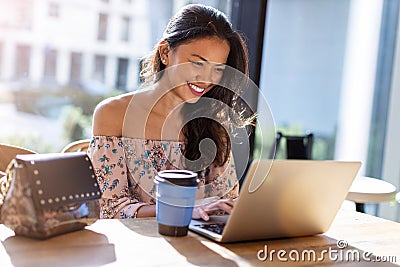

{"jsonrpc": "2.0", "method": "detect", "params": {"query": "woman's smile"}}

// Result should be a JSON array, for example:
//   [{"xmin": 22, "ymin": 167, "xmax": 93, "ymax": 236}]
[{"xmin": 187, "ymin": 82, "xmax": 206, "ymax": 96}]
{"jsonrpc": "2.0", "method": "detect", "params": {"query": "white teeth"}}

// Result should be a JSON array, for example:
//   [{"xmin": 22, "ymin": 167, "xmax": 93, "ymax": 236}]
[{"xmin": 188, "ymin": 83, "xmax": 205, "ymax": 93}]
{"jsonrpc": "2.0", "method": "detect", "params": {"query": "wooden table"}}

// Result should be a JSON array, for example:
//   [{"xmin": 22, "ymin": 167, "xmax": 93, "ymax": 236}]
[
  {"xmin": 347, "ymin": 176, "xmax": 397, "ymax": 213},
  {"xmin": 1, "ymin": 210, "xmax": 399, "ymax": 266}
]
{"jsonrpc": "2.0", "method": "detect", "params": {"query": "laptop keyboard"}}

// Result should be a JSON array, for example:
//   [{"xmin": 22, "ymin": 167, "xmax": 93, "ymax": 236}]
[{"xmin": 194, "ymin": 223, "xmax": 226, "ymax": 235}]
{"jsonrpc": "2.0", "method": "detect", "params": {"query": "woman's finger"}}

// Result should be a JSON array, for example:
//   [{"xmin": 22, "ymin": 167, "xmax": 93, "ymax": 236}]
[
  {"xmin": 203, "ymin": 200, "xmax": 234, "ymax": 214},
  {"xmin": 198, "ymin": 207, "xmax": 209, "ymax": 221},
  {"xmin": 223, "ymin": 198, "xmax": 235, "ymax": 208},
  {"xmin": 192, "ymin": 206, "xmax": 210, "ymax": 221},
  {"xmin": 215, "ymin": 202, "xmax": 234, "ymax": 214},
  {"xmin": 213, "ymin": 198, "xmax": 235, "ymax": 209}
]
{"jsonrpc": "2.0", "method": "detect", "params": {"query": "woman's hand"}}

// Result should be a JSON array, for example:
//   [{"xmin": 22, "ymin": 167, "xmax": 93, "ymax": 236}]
[{"xmin": 192, "ymin": 198, "xmax": 236, "ymax": 221}]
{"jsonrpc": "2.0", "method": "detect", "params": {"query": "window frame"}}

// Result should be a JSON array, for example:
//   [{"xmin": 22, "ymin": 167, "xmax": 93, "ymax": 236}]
[{"xmin": 230, "ymin": 0, "xmax": 268, "ymax": 183}]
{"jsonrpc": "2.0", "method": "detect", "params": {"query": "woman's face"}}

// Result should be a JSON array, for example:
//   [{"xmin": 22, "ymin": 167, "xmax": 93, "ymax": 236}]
[{"xmin": 162, "ymin": 36, "xmax": 230, "ymax": 102}]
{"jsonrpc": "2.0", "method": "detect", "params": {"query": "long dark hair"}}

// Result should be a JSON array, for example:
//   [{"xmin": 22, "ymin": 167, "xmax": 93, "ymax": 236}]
[{"xmin": 141, "ymin": 4, "xmax": 253, "ymax": 170}]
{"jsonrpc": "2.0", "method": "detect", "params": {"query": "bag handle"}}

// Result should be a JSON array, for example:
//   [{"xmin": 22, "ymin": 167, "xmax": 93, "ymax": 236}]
[{"xmin": 0, "ymin": 159, "xmax": 18, "ymax": 214}]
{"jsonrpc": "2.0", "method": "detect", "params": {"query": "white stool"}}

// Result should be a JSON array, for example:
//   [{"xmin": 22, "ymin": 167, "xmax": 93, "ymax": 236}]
[{"xmin": 346, "ymin": 176, "xmax": 397, "ymax": 213}]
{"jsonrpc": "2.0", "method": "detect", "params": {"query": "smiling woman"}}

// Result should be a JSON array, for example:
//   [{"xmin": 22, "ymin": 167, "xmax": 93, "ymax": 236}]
[{"xmin": 88, "ymin": 4, "xmax": 254, "ymax": 221}]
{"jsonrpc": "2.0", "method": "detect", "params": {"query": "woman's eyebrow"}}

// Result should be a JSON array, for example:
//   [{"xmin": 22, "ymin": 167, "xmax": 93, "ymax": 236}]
[
  {"xmin": 191, "ymin": 54, "xmax": 208, "ymax": 62},
  {"xmin": 191, "ymin": 54, "xmax": 226, "ymax": 66}
]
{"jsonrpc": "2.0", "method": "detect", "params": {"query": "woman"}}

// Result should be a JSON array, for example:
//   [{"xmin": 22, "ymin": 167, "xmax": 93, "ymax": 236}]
[{"xmin": 88, "ymin": 4, "xmax": 253, "ymax": 220}]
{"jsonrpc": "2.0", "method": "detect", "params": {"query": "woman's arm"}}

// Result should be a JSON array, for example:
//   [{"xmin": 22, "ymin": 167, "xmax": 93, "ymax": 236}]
[
  {"xmin": 88, "ymin": 136, "xmax": 152, "ymax": 218},
  {"xmin": 135, "ymin": 204, "xmax": 156, "ymax": 218},
  {"xmin": 192, "ymin": 153, "xmax": 239, "ymax": 220}
]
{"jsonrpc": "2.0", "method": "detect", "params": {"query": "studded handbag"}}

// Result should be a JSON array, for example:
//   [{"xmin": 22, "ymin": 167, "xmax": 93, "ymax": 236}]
[{"xmin": 0, "ymin": 152, "xmax": 101, "ymax": 239}]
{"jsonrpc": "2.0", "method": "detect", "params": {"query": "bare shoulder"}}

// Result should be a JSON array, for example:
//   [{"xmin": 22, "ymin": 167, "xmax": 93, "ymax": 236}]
[{"xmin": 92, "ymin": 92, "xmax": 134, "ymax": 136}]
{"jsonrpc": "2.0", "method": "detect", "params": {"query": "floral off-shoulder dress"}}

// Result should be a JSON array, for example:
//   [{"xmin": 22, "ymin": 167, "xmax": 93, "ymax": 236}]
[{"xmin": 87, "ymin": 136, "xmax": 239, "ymax": 219}]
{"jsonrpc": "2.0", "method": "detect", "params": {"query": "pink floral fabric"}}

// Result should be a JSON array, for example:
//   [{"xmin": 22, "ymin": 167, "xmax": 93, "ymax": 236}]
[{"xmin": 87, "ymin": 136, "xmax": 239, "ymax": 219}]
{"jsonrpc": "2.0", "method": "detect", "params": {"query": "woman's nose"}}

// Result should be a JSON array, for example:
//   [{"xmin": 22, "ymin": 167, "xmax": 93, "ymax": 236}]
[{"xmin": 196, "ymin": 67, "xmax": 217, "ymax": 84}]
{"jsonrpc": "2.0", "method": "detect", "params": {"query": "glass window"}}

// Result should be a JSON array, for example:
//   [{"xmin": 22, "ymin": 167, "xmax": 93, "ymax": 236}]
[
  {"xmin": 93, "ymin": 55, "xmax": 106, "ymax": 83},
  {"xmin": 48, "ymin": 2, "xmax": 60, "ymax": 18},
  {"xmin": 70, "ymin": 52, "xmax": 82, "ymax": 84},
  {"xmin": 97, "ymin": 13, "xmax": 108, "ymax": 41},
  {"xmin": 43, "ymin": 48, "xmax": 57, "ymax": 80},
  {"xmin": 257, "ymin": 0, "xmax": 351, "ymax": 161},
  {"xmin": 258, "ymin": 0, "xmax": 383, "ymax": 162},
  {"xmin": 116, "ymin": 57, "xmax": 129, "ymax": 90},
  {"xmin": 257, "ymin": 0, "xmax": 399, "ymax": 218},
  {"xmin": 15, "ymin": 44, "xmax": 31, "ymax": 79},
  {"xmin": 121, "ymin": 16, "xmax": 131, "ymax": 42}
]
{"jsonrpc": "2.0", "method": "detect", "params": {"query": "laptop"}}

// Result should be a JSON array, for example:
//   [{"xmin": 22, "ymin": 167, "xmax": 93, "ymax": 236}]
[{"xmin": 189, "ymin": 159, "xmax": 361, "ymax": 243}]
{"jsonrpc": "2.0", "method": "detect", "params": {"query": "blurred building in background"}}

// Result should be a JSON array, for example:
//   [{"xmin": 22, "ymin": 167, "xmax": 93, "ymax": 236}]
[
  {"xmin": 0, "ymin": 0, "xmax": 158, "ymax": 91},
  {"xmin": 0, "ymin": 0, "xmax": 231, "ymax": 151}
]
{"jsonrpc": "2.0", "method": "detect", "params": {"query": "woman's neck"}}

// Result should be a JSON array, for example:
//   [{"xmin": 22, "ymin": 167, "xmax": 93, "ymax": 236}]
[{"xmin": 150, "ymin": 79, "xmax": 185, "ymax": 119}]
